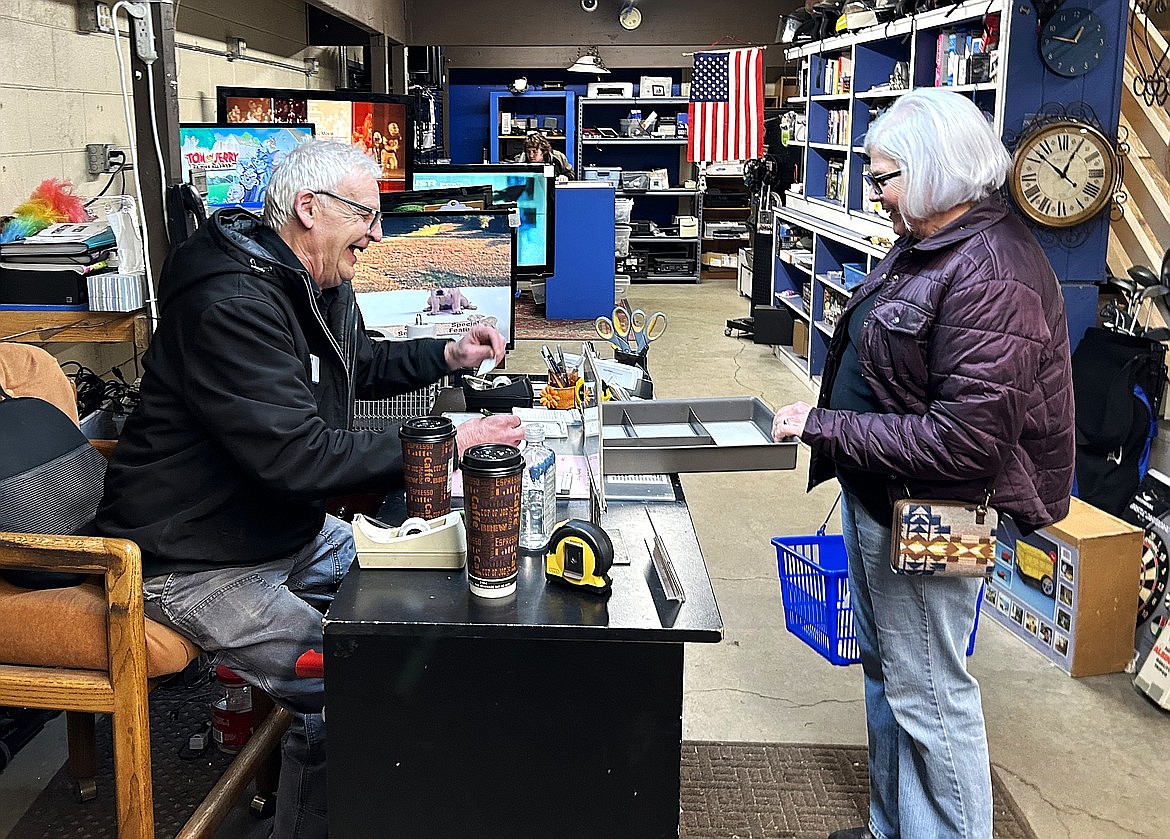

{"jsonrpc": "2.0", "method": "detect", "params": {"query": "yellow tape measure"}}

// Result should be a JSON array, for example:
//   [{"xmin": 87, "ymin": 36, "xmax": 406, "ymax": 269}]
[{"xmin": 545, "ymin": 519, "xmax": 614, "ymax": 595}]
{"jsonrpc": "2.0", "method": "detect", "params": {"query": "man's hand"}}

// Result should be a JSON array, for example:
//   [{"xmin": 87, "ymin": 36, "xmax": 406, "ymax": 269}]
[
  {"xmin": 456, "ymin": 413, "xmax": 525, "ymax": 452},
  {"xmin": 444, "ymin": 324, "xmax": 506, "ymax": 371}
]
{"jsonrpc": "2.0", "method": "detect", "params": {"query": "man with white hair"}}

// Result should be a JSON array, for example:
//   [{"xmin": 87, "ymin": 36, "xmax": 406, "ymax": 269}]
[{"xmin": 98, "ymin": 140, "xmax": 523, "ymax": 838}]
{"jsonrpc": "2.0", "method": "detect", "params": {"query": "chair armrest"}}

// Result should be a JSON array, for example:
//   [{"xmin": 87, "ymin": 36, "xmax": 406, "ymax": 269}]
[
  {"xmin": 89, "ymin": 439, "xmax": 118, "ymax": 460},
  {"xmin": 0, "ymin": 532, "xmax": 139, "ymax": 577}
]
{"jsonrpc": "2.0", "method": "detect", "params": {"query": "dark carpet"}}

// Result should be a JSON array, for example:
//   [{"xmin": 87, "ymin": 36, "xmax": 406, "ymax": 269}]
[
  {"xmin": 9, "ymin": 689, "xmax": 1036, "ymax": 839},
  {"xmin": 513, "ymin": 293, "xmax": 601, "ymax": 342}
]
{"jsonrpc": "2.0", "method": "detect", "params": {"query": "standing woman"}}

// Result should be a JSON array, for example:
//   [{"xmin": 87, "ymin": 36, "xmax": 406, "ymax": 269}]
[{"xmin": 773, "ymin": 88, "xmax": 1074, "ymax": 839}]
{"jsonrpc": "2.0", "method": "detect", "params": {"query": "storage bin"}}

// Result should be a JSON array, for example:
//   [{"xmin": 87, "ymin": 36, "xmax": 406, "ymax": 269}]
[
  {"xmin": 773, "ymin": 533, "xmax": 982, "ymax": 666},
  {"xmin": 614, "ymin": 198, "xmax": 634, "ymax": 225},
  {"xmin": 773, "ymin": 534, "xmax": 859, "ymax": 665},
  {"xmin": 842, "ymin": 262, "xmax": 866, "ymax": 290},
  {"xmin": 614, "ymin": 224, "xmax": 632, "ymax": 258}
]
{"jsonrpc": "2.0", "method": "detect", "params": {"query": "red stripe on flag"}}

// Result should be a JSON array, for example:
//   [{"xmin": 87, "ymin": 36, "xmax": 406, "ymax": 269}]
[{"xmin": 687, "ymin": 47, "xmax": 764, "ymax": 163}]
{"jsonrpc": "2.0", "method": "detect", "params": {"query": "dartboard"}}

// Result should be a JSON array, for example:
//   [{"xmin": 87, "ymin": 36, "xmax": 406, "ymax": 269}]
[{"xmin": 1138, "ymin": 530, "xmax": 1170, "ymax": 626}]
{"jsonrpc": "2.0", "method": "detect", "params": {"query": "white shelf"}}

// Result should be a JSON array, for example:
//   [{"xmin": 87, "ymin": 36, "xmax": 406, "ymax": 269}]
[
  {"xmin": 814, "ymin": 320, "xmax": 835, "ymax": 338},
  {"xmin": 580, "ymin": 97, "xmax": 688, "ymax": 106},
  {"xmin": 581, "ymin": 138, "xmax": 688, "ymax": 146},
  {"xmin": 775, "ymin": 292, "xmax": 810, "ymax": 320},
  {"xmin": 774, "ymin": 344, "xmax": 811, "ymax": 375},
  {"xmin": 820, "ymin": 274, "xmax": 850, "ymax": 297},
  {"xmin": 616, "ymin": 188, "xmax": 699, "ymax": 196},
  {"xmin": 629, "ymin": 236, "xmax": 700, "ymax": 243}
]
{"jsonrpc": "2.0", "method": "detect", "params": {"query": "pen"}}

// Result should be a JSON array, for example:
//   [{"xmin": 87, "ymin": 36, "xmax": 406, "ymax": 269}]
[{"xmin": 540, "ymin": 346, "xmax": 563, "ymax": 387}]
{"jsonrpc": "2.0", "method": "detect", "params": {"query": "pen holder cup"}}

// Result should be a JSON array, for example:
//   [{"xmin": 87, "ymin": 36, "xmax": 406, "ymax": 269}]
[
  {"xmin": 539, "ymin": 384, "xmax": 578, "ymax": 410},
  {"xmin": 463, "ymin": 377, "xmax": 534, "ymax": 412}
]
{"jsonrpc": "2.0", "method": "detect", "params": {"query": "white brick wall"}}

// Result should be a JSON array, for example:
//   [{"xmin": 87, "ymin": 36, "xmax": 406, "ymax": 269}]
[{"xmin": 1, "ymin": 0, "xmax": 336, "ymax": 372}]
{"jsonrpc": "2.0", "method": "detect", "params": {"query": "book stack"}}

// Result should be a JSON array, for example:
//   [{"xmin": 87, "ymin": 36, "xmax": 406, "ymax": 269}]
[{"xmin": 0, "ymin": 222, "xmax": 126, "ymax": 311}]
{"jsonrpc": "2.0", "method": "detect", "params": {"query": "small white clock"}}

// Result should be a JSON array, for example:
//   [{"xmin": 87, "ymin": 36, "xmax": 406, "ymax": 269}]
[{"xmin": 619, "ymin": 5, "xmax": 642, "ymax": 30}]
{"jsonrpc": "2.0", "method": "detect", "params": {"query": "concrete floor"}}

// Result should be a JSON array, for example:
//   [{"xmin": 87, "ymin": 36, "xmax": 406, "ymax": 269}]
[{"xmin": 3, "ymin": 277, "xmax": 1169, "ymax": 838}]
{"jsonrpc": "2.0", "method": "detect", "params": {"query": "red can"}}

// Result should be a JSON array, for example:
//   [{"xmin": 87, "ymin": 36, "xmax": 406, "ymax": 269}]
[{"xmin": 211, "ymin": 666, "xmax": 253, "ymax": 754}]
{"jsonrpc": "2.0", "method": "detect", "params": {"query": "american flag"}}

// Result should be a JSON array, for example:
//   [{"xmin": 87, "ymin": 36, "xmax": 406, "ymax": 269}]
[{"xmin": 687, "ymin": 47, "xmax": 764, "ymax": 163}]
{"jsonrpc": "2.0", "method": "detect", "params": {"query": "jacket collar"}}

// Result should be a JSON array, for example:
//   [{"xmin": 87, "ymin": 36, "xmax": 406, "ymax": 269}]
[{"xmin": 898, "ymin": 193, "xmax": 1010, "ymax": 254}]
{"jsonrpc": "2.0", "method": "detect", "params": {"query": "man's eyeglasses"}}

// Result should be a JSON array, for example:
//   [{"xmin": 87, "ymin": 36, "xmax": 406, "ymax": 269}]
[
  {"xmin": 316, "ymin": 191, "xmax": 382, "ymax": 234},
  {"xmin": 863, "ymin": 169, "xmax": 902, "ymax": 195}
]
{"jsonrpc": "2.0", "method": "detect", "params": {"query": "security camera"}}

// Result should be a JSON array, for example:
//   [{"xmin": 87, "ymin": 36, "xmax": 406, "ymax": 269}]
[{"xmin": 581, "ymin": 0, "xmax": 598, "ymax": 11}]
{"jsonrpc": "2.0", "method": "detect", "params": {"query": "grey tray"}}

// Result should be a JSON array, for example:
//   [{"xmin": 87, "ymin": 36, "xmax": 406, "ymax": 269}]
[{"xmin": 601, "ymin": 397, "xmax": 797, "ymax": 474}]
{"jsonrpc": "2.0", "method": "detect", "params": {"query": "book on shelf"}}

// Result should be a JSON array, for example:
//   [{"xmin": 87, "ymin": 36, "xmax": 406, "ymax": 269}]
[{"xmin": 0, "ymin": 222, "xmax": 116, "ymax": 257}]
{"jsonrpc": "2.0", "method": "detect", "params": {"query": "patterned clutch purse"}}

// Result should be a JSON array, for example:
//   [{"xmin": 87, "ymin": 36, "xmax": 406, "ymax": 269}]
[{"xmin": 891, "ymin": 498, "xmax": 998, "ymax": 577}]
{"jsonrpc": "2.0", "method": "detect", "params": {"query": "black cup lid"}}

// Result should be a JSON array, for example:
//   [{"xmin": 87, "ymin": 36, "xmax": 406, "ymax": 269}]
[
  {"xmin": 399, "ymin": 415, "xmax": 456, "ymax": 442},
  {"xmin": 461, "ymin": 443, "xmax": 522, "ymax": 475}
]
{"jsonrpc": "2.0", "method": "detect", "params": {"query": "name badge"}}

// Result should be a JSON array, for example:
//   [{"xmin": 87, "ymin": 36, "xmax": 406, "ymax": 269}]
[{"xmin": 309, "ymin": 354, "xmax": 320, "ymax": 384}]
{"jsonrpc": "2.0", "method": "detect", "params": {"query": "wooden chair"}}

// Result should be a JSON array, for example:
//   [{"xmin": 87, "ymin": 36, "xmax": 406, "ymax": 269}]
[{"xmin": 0, "ymin": 345, "xmax": 291, "ymax": 839}]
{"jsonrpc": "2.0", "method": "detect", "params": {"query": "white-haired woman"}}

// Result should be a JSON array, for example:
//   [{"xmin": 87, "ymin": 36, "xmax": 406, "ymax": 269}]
[{"xmin": 773, "ymin": 89, "xmax": 1075, "ymax": 839}]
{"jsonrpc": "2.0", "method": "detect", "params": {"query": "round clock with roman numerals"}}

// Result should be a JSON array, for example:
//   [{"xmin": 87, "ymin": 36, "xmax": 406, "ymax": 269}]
[{"xmin": 1008, "ymin": 119, "xmax": 1117, "ymax": 229}]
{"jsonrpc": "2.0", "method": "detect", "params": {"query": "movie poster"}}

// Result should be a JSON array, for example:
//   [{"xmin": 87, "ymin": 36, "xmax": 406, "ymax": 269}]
[
  {"xmin": 353, "ymin": 102, "xmax": 408, "ymax": 192},
  {"xmin": 223, "ymin": 97, "xmax": 274, "ymax": 124},
  {"xmin": 306, "ymin": 99, "xmax": 352, "ymax": 145}
]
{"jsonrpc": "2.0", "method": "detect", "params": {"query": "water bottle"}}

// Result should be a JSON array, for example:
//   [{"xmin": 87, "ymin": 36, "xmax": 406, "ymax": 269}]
[{"xmin": 519, "ymin": 424, "xmax": 557, "ymax": 551}]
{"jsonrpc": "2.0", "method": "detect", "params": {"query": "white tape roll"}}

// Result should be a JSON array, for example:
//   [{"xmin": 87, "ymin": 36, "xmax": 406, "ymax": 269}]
[{"xmin": 399, "ymin": 517, "xmax": 432, "ymax": 536}]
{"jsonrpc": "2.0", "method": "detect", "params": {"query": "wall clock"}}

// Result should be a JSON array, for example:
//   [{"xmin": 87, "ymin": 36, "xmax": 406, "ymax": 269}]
[
  {"xmin": 1039, "ymin": 6, "xmax": 1107, "ymax": 78},
  {"xmin": 619, "ymin": 4, "xmax": 642, "ymax": 30},
  {"xmin": 1008, "ymin": 119, "xmax": 1117, "ymax": 228}
]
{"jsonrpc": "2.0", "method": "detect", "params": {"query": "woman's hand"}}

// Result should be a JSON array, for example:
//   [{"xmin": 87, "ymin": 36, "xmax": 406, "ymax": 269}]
[
  {"xmin": 772, "ymin": 401, "xmax": 813, "ymax": 441},
  {"xmin": 456, "ymin": 413, "xmax": 525, "ymax": 452},
  {"xmin": 444, "ymin": 324, "xmax": 506, "ymax": 371}
]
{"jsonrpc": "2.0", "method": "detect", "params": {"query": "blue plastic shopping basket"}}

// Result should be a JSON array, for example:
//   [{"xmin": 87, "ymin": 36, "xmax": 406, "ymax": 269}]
[
  {"xmin": 773, "ymin": 534, "xmax": 859, "ymax": 665},
  {"xmin": 773, "ymin": 533, "xmax": 984, "ymax": 666}
]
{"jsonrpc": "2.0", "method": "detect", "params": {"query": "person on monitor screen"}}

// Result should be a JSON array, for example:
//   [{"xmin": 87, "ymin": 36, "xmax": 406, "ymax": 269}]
[
  {"xmin": 96, "ymin": 139, "xmax": 523, "ymax": 839},
  {"xmin": 771, "ymin": 89, "xmax": 1073, "ymax": 839},
  {"xmin": 512, "ymin": 131, "xmax": 574, "ymax": 182}
]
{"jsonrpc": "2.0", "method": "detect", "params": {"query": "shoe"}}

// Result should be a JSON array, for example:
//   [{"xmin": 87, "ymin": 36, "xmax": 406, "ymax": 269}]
[{"xmin": 827, "ymin": 828, "xmax": 874, "ymax": 839}]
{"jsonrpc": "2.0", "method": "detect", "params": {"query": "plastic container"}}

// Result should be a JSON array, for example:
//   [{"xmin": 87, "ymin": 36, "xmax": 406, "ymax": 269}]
[
  {"xmin": 614, "ymin": 198, "xmax": 634, "ymax": 225},
  {"xmin": 773, "ymin": 534, "xmax": 859, "ymax": 665},
  {"xmin": 842, "ymin": 262, "xmax": 866, "ymax": 290},
  {"xmin": 772, "ymin": 534, "xmax": 982, "ymax": 666},
  {"xmin": 615, "ymin": 224, "xmax": 632, "ymax": 257},
  {"xmin": 519, "ymin": 424, "xmax": 557, "ymax": 551}
]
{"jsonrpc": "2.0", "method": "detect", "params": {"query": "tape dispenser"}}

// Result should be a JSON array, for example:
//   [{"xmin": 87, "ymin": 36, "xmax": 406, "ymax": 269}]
[
  {"xmin": 352, "ymin": 512, "xmax": 467, "ymax": 569},
  {"xmin": 544, "ymin": 518, "xmax": 614, "ymax": 595}
]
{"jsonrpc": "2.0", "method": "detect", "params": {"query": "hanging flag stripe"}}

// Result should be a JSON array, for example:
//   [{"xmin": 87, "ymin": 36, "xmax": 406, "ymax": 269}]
[{"xmin": 688, "ymin": 46, "xmax": 764, "ymax": 163}]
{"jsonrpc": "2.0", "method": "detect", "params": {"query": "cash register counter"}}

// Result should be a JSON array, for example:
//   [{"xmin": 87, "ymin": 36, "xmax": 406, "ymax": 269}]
[{"xmin": 323, "ymin": 478, "xmax": 723, "ymax": 838}]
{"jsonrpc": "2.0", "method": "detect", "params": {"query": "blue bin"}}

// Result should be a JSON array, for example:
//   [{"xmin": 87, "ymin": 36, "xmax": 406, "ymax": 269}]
[
  {"xmin": 842, "ymin": 262, "xmax": 866, "ymax": 290},
  {"xmin": 773, "ymin": 533, "xmax": 983, "ymax": 666},
  {"xmin": 773, "ymin": 534, "xmax": 859, "ymax": 665}
]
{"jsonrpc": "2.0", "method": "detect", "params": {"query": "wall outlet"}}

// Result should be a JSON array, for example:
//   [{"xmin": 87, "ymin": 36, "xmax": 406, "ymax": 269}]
[
  {"xmin": 78, "ymin": 2, "xmax": 115, "ymax": 35},
  {"xmin": 86, "ymin": 143, "xmax": 115, "ymax": 176}
]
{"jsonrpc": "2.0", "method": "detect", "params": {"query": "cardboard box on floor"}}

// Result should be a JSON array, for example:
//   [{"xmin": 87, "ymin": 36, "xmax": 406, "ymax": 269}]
[{"xmin": 983, "ymin": 496, "xmax": 1141, "ymax": 677}]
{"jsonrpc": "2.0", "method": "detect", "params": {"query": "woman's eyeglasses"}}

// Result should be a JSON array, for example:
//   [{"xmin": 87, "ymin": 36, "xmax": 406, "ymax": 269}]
[
  {"xmin": 863, "ymin": 169, "xmax": 902, "ymax": 195},
  {"xmin": 316, "ymin": 191, "xmax": 382, "ymax": 234}
]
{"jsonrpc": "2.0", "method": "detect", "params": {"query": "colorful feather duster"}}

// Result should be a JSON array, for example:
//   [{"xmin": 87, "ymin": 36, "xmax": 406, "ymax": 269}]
[{"xmin": 0, "ymin": 179, "xmax": 91, "ymax": 244}]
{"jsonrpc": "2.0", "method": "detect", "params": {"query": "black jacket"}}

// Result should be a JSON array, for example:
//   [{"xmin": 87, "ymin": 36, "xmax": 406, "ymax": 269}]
[{"xmin": 96, "ymin": 209, "xmax": 451, "ymax": 574}]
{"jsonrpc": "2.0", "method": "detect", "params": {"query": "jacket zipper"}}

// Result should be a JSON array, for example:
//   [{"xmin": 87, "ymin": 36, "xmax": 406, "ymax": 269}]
[{"xmin": 251, "ymin": 257, "xmax": 353, "ymax": 423}]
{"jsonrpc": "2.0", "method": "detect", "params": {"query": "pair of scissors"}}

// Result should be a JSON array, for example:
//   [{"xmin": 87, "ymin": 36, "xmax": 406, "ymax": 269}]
[
  {"xmin": 630, "ymin": 310, "xmax": 667, "ymax": 351},
  {"xmin": 595, "ymin": 306, "xmax": 633, "ymax": 352}
]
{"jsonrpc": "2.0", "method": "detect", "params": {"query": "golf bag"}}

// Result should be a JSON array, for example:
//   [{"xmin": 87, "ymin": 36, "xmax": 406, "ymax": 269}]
[{"xmin": 1072, "ymin": 327, "xmax": 1167, "ymax": 516}]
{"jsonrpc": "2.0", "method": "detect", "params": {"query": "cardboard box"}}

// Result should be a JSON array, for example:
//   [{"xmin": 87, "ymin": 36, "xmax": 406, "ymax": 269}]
[
  {"xmin": 1135, "ymin": 619, "xmax": 1170, "ymax": 708},
  {"xmin": 792, "ymin": 320, "xmax": 809, "ymax": 358},
  {"xmin": 983, "ymin": 497, "xmax": 1141, "ymax": 677}
]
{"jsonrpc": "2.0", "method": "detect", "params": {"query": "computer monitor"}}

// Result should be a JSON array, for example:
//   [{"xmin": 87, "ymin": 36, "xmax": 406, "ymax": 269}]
[
  {"xmin": 380, "ymin": 186, "xmax": 494, "ymax": 214},
  {"xmin": 412, "ymin": 164, "xmax": 555, "ymax": 277},
  {"xmin": 178, "ymin": 123, "xmax": 314, "ymax": 212},
  {"xmin": 216, "ymin": 86, "xmax": 413, "ymax": 193},
  {"xmin": 352, "ymin": 208, "xmax": 516, "ymax": 348}
]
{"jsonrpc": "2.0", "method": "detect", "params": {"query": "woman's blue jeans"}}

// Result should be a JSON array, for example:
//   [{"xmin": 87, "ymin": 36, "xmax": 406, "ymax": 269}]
[
  {"xmin": 840, "ymin": 490, "xmax": 991, "ymax": 839},
  {"xmin": 141, "ymin": 514, "xmax": 354, "ymax": 839}
]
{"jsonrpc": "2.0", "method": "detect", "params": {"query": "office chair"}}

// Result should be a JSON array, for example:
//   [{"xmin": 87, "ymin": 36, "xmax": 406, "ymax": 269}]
[{"xmin": 0, "ymin": 343, "xmax": 290, "ymax": 839}]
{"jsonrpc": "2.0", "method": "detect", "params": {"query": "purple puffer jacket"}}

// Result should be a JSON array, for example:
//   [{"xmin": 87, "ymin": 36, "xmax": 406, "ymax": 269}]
[{"xmin": 805, "ymin": 194, "xmax": 1074, "ymax": 530}]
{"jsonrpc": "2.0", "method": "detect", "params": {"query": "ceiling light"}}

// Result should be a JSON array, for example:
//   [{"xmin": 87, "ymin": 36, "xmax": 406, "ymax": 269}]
[{"xmin": 566, "ymin": 46, "xmax": 610, "ymax": 74}]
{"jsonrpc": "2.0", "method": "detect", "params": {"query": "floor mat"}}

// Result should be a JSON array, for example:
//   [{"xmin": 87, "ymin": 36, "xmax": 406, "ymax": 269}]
[
  {"xmin": 680, "ymin": 741, "xmax": 1038, "ymax": 839},
  {"xmin": 513, "ymin": 293, "xmax": 602, "ymax": 342},
  {"xmin": 9, "ymin": 694, "xmax": 1036, "ymax": 839}
]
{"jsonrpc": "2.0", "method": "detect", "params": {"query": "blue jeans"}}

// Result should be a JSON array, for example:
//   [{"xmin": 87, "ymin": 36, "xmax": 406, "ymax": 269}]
[
  {"xmin": 142, "ymin": 514, "xmax": 354, "ymax": 839},
  {"xmin": 840, "ymin": 490, "xmax": 991, "ymax": 839}
]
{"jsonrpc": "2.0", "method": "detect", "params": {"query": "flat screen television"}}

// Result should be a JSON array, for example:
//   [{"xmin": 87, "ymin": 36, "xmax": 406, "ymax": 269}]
[
  {"xmin": 178, "ymin": 123, "xmax": 314, "ymax": 211},
  {"xmin": 216, "ymin": 86, "xmax": 413, "ymax": 193},
  {"xmin": 380, "ymin": 186, "xmax": 494, "ymax": 214},
  {"xmin": 412, "ymin": 164, "xmax": 554, "ymax": 277},
  {"xmin": 352, "ymin": 208, "xmax": 516, "ymax": 348}
]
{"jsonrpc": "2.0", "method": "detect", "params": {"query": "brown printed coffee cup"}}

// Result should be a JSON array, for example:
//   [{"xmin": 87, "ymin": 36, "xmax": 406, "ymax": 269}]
[
  {"xmin": 399, "ymin": 416, "xmax": 456, "ymax": 520},
  {"xmin": 461, "ymin": 443, "xmax": 523, "ymax": 598}
]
